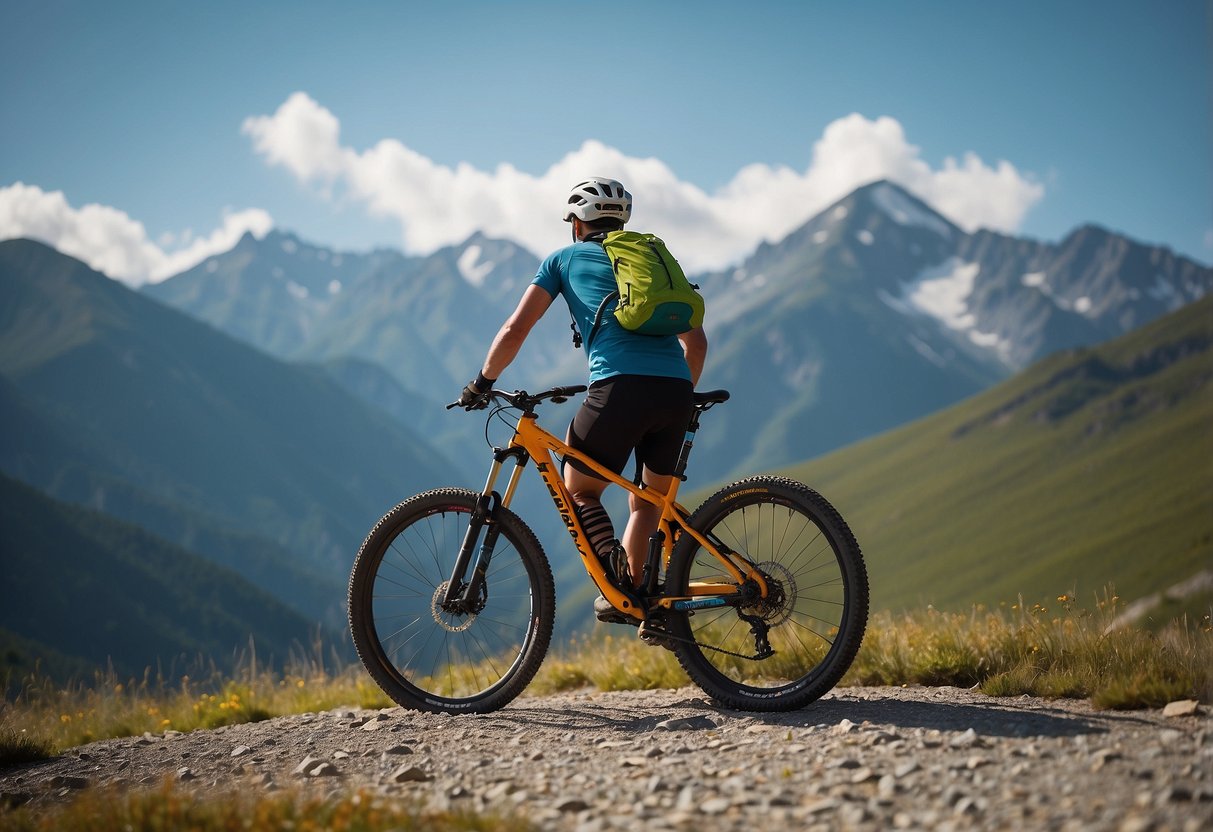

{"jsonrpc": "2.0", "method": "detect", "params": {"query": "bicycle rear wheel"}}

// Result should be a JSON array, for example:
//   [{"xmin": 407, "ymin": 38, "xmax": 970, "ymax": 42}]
[
  {"xmin": 348, "ymin": 488, "xmax": 554, "ymax": 714},
  {"xmin": 666, "ymin": 476, "xmax": 867, "ymax": 711}
]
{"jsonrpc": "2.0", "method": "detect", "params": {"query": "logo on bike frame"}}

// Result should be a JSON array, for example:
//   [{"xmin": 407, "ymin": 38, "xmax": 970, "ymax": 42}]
[{"xmin": 672, "ymin": 597, "xmax": 728, "ymax": 610}]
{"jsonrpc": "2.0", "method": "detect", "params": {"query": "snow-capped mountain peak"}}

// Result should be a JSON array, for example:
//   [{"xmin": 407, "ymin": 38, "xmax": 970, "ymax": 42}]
[{"xmin": 868, "ymin": 181, "xmax": 956, "ymax": 238}]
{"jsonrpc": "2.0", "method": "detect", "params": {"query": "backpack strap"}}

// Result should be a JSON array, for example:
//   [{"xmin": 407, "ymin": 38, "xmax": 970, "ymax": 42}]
[
  {"xmin": 567, "ymin": 232, "xmax": 616, "ymax": 351},
  {"xmin": 584, "ymin": 290, "xmax": 619, "ymax": 352}
]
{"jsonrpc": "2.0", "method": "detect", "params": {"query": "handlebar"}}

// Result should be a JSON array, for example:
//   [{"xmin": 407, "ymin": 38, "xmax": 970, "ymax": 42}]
[
  {"xmin": 449, "ymin": 384, "xmax": 729, "ymax": 413},
  {"xmin": 447, "ymin": 384, "xmax": 589, "ymax": 412}
]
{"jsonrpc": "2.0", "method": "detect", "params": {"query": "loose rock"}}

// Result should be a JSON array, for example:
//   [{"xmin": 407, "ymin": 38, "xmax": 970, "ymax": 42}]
[
  {"xmin": 388, "ymin": 765, "xmax": 431, "ymax": 784},
  {"xmin": 2, "ymin": 686, "xmax": 1209, "ymax": 832},
  {"xmin": 1163, "ymin": 700, "xmax": 1200, "ymax": 718}
]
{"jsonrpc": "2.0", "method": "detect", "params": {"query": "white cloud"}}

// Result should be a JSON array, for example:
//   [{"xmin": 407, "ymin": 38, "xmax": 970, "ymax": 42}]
[
  {"xmin": 0, "ymin": 100, "xmax": 1046, "ymax": 285},
  {"xmin": 0, "ymin": 182, "xmax": 273, "ymax": 286},
  {"xmin": 244, "ymin": 95, "xmax": 1044, "ymax": 271}
]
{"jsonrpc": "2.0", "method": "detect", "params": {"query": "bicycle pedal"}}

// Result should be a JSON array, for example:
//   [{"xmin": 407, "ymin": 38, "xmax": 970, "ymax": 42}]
[
  {"xmin": 637, "ymin": 621, "xmax": 676, "ymax": 650},
  {"xmin": 594, "ymin": 595, "xmax": 640, "ymax": 627}
]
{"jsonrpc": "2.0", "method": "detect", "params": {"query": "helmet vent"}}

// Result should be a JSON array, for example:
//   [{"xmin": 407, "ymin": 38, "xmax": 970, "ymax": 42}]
[{"xmin": 563, "ymin": 178, "xmax": 632, "ymax": 223}]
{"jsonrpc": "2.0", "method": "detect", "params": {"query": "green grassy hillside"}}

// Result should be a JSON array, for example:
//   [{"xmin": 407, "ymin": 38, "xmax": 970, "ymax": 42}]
[
  {"xmin": 0, "ymin": 238, "xmax": 453, "ymax": 590},
  {"xmin": 770, "ymin": 295, "xmax": 1213, "ymax": 615},
  {"xmin": 0, "ymin": 474, "xmax": 324, "ymax": 685}
]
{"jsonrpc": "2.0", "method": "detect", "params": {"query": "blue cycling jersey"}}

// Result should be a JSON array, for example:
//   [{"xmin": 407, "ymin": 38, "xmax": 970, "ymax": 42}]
[{"xmin": 532, "ymin": 241, "xmax": 691, "ymax": 385}]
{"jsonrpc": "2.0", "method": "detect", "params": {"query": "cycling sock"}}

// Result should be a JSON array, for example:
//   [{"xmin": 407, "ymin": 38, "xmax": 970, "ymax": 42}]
[{"xmin": 573, "ymin": 501, "xmax": 616, "ymax": 561}]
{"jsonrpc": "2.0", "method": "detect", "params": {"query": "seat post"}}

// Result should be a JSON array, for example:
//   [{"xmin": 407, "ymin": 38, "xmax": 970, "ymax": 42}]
[{"xmin": 672, "ymin": 409, "xmax": 703, "ymax": 482}]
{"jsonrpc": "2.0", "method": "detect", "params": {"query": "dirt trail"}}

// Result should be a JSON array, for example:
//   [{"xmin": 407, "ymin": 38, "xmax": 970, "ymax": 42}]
[{"xmin": 2, "ymin": 686, "xmax": 1209, "ymax": 831}]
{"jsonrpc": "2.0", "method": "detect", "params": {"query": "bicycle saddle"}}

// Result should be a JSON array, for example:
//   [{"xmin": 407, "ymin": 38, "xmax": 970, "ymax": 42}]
[{"xmin": 693, "ymin": 389, "xmax": 730, "ymax": 407}]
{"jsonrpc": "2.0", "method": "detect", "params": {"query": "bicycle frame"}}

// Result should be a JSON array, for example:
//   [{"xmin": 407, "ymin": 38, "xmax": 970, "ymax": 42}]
[{"xmin": 475, "ymin": 407, "xmax": 771, "ymax": 623}]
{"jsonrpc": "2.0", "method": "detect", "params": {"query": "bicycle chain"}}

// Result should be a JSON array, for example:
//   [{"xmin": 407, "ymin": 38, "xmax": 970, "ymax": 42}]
[{"xmin": 641, "ymin": 619, "xmax": 774, "ymax": 662}]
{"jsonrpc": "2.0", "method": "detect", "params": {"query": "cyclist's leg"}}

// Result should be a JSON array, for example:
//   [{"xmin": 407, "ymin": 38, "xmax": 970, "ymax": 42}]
[
  {"xmin": 623, "ymin": 467, "xmax": 674, "ymax": 586},
  {"xmin": 624, "ymin": 384, "xmax": 693, "ymax": 584},
  {"xmin": 564, "ymin": 381, "xmax": 635, "ymax": 563},
  {"xmin": 566, "ymin": 376, "xmax": 690, "ymax": 585},
  {"xmin": 564, "ymin": 422, "xmax": 614, "ymax": 560}
]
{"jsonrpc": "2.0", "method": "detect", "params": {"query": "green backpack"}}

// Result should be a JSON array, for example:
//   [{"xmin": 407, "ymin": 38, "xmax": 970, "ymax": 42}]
[{"xmin": 575, "ymin": 231, "xmax": 705, "ymax": 349}]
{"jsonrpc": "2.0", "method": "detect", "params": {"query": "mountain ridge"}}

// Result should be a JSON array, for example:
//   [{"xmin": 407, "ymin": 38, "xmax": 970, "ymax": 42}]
[
  {"xmin": 16, "ymin": 179, "xmax": 1210, "ymax": 484},
  {"xmin": 771, "ymin": 293, "xmax": 1213, "ymax": 615},
  {"xmin": 0, "ymin": 238, "xmax": 458, "ymax": 624}
]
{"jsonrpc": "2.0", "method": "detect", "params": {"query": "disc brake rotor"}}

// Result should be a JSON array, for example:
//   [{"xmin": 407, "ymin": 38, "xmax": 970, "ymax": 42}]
[{"xmin": 432, "ymin": 581, "xmax": 477, "ymax": 632}]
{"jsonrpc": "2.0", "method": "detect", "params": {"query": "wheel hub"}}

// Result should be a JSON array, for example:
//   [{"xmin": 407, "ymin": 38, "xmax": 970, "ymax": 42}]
[
  {"xmin": 747, "ymin": 561, "xmax": 794, "ymax": 626},
  {"xmin": 432, "ymin": 581, "xmax": 477, "ymax": 632}
]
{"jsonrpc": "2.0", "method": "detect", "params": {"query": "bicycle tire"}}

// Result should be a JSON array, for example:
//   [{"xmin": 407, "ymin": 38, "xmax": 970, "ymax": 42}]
[
  {"xmin": 348, "ymin": 488, "xmax": 554, "ymax": 714},
  {"xmin": 666, "ymin": 476, "xmax": 867, "ymax": 711}
]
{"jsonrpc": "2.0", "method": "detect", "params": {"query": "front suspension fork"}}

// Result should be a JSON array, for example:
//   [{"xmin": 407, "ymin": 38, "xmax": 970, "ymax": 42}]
[{"xmin": 441, "ymin": 447, "xmax": 528, "ymax": 613}]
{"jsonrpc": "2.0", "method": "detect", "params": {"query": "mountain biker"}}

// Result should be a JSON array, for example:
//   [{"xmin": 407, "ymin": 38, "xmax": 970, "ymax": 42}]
[{"xmin": 458, "ymin": 177, "xmax": 708, "ymax": 620}]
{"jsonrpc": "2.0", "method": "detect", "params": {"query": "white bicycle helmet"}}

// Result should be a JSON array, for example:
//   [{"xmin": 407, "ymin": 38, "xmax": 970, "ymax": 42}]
[{"xmin": 563, "ymin": 177, "xmax": 632, "ymax": 224}]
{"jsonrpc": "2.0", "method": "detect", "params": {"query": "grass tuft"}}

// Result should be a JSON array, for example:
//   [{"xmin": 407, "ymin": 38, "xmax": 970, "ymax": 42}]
[
  {"xmin": 3, "ymin": 590, "xmax": 1208, "ymax": 762},
  {"xmin": 0, "ymin": 724, "xmax": 55, "ymax": 766},
  {"xmin": 0, "ymin": 643, "xmax": 393, "ymax": 757},
  {"xmin": 0, "ymin": 781, "xmax": 533, "ymax": 831},
  {"xmin": 530, "ymin": 633, "xmax": 686, "ymax": 694},
  {"xmin": 844, "ymin": 590, "xmax": 1212, "ymax": 708}
]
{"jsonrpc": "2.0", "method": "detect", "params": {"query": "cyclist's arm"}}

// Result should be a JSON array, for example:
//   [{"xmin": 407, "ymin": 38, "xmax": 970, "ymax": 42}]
[
  {"xmin": 679, "ymin": 326, "xmax": 707, "ymax": 387},
  {"xmin": 481, "ymin": 284, "xmax": 554, "ymax": 380}
]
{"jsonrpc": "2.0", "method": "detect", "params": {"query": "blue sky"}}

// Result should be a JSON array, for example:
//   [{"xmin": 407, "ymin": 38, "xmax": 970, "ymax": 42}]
[{"xmin": 1, "ymin": 0, "xmax": 1209, "ymax": 283}]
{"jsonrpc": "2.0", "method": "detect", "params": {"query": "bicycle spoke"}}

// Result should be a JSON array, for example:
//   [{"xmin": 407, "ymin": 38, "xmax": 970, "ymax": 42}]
[
  {"xmin": 666, "ymin": 477, "xmax": 867, "ymax": 709},
  {"xmin": 350, "ymin": 489, "xmax": 554, "ymax": 713}
]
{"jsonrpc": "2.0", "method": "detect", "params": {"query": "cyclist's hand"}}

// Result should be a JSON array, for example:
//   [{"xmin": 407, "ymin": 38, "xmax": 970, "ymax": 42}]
[{"xmin": 457, "ymin": 372, "xmax": 495, "ymax": 410}]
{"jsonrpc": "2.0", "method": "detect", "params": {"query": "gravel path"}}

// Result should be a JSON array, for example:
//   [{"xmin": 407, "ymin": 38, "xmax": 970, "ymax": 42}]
[{"xmin": 2, "ymin": 685, "xmax": 1209, "ymax": 831}]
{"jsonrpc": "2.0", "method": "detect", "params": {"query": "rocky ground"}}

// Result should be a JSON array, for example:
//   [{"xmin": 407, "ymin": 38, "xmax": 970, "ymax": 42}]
[{"xmin": 1, "ymin": 685, "xmax": 1209, "ymax": 831}]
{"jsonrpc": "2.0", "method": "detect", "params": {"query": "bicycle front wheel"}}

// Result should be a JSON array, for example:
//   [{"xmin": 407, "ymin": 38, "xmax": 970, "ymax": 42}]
[
  {"xmin": 348, "ymin": 488, "xmax": 554, "ymax": 714},
  {"xmin": 666, "ymin": 476, "xmax": 868, "ymax": 711}
]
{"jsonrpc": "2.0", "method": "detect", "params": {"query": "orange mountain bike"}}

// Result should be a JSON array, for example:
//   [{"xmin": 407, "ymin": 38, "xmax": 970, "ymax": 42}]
[{"xmin": 348, "ymin": 385, "xmax": 867, "ymax": 714}]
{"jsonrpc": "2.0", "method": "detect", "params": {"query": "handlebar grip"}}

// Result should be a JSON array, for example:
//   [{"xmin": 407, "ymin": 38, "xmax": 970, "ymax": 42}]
[{"xmin": 551, "ymin": 385, "xmax": 588, "ymax": 398}]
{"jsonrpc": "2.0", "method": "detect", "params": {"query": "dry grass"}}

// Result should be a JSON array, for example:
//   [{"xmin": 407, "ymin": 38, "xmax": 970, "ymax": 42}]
[
  {"xmin": 0, "ymin": 644, "xmax": 391, "ymax": 764},
  {"xmin": 0, "ymin": 782, "xmax": 531, "ymax": 832},
  {"xmin": 3, "ymin": 590, "xmax": 1208, "ymax": 766},
  {"xmin": 2, "ymin": 592, "xmax": 1207, "ymax": 832},
  {"xmin": 845, "ymin": 590, "xmax": 1212, "ymax": 708}
]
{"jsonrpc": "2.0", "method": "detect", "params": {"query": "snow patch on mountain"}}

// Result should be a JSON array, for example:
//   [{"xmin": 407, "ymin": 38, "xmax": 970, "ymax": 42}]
[
  {"xmin": 871, "ymin": 183, "xmax": 953, "ymax": 238},
  {"xmin": 1020, "ymin": 270, "xmax": 1098, "ymax": 317},
  {"xmin": 891, "ymin": 258, "xmax": 1015, "ymax": 362},
  {"xmin": 905, "ymin": 334, "xmax": 946, "ymax": 367},
  {"xmin": 905, "ymin": 258, "xmax": 980, "ymax": 330},
  {"xmin": 457, "ymin": 244, "xmax": 495, "ymax": 286},
  {"xmin": 968, "ymin": 328, "xmax": 1014, "ymax": 361},
  {"xmin": 856, "ymin": 230, "xmax": 874, "ymax": 246}
]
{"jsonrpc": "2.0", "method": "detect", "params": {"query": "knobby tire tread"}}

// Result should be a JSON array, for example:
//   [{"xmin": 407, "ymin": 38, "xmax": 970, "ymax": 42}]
[
  {"xmin": 666, "ymin": 476, "xmax": 868, "ymax": 711},
  {"xmin": 348, "ymin": 488, "xmax": 554, "ymax": 714}
]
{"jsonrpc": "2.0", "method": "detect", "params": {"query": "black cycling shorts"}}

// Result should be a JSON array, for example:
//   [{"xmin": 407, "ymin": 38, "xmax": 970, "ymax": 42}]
[{"xmin": 567, "ymin": 374, "xmax": 694, "ymax": 479}]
